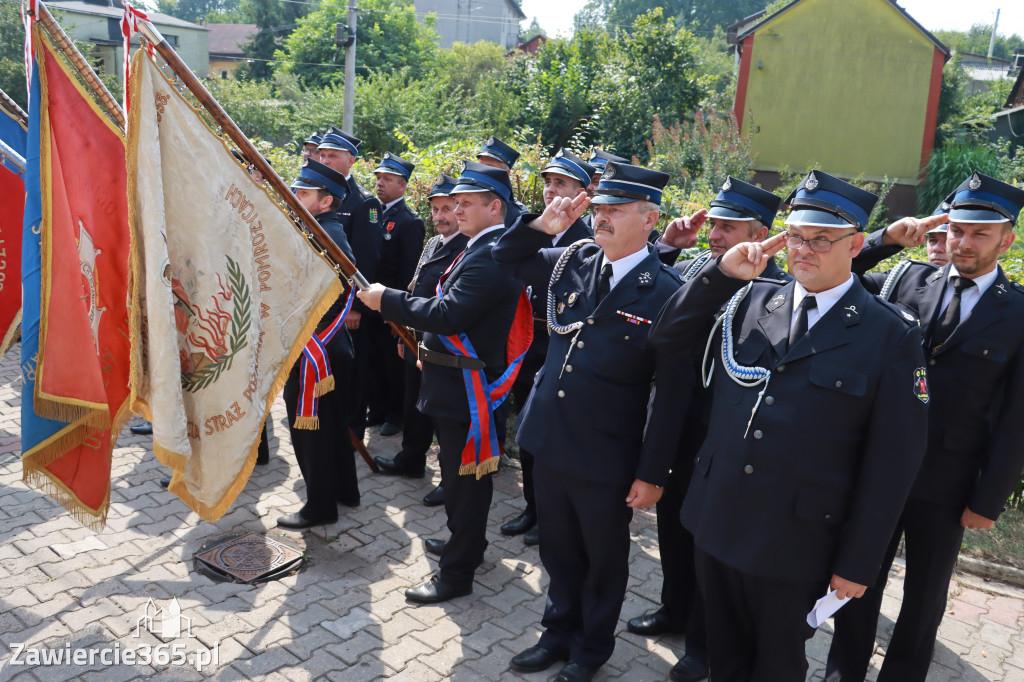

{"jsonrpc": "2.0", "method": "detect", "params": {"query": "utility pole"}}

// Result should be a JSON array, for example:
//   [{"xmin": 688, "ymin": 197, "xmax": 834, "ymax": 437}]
[
  {"xmin": 343, "ymin": 0, "xmax": 357, "ymax": 133},
  {"xmin": 987, "ymin": 8, "xmax": 1000, "ymax": 59}
]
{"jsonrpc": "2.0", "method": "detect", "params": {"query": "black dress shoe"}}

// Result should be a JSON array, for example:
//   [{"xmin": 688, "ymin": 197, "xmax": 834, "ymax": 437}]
[
  {"xmin": 523, "ymin": 524, "xmax": 540, "ymax": 546},
  {"xmin": 626, "ymin": 608, "xmax": 682, "ymax": 636},
  {"xmin": 379, "ymin": 422, "xmax": 401, "ymax": 437},
  {"xmin": 365, "ymin": 414, "xmax": 385, "ymax": 427},
  {"xmin": 374, "ymin": 455, "xmax": 424, "ymax": 478},
  {"xmin": 405, "ymin": 575, "xmax": 472, "ymax": 603},
  {"xmin": 554, "ymin": 661, "xmax": 596, "ymax": 682},
  {"xmin": 669, "ymin": 654, "xmax": 710, "ymax": 682},
  {"xmin": 424, "ymin": 538, "xmax": 447, "ymax": 556},
  {"xmin": 130, "ymin": 420, "xmax": 153, "ymax": 435},
  {"xmin": 422, "ymin": 485, "xmax": 445, "ymax": 507},
  {"xmin": 277, "ymin": 512, "xmax": 335, "ymax": 529},
  {"xmin": 509, "ymin": 645, "xmax": 565, "ymax": 673},
  {"xmin": 500, "ymin": 510, "xmax": 537, "ymax": 536},
  {"xmin": 159, "ymin": 476, "xmax": 171, "ymax": 489}
]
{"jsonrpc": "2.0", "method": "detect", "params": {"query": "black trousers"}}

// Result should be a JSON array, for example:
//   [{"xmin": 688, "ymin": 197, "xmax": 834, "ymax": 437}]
[
  {"xmin": 509, "ymin": 349, "xmax": 544, "ymax": 517},
  {"xmin": 535, "ymin": 464, "xmax": 633, "ymax": 669},
  {"xmin": 364, "ymin": 311, "xmax": 405, "ymax": 425},
  {"xmin": 695, "ymin": 548, "xmax": 826, "ymax": 682},
  {"xmin": 348, "ymin": 322, "xmax": 372, "ymax": 438},
  {"xmin": 283, "ymin": 354, "xmax": 358, "ymax": 520},
  {"xmin": 827, "ymin": 498, "xmax": 965, "ymax": 682},
  {"xmin": 435, "ymin": 417, "xmax": 493, "ymax": 587},
  {"xmin": 392, "ymin": 359, "xmax": 435, "ymax": 474},
  {"xmin": 655, "ymin": 466, "xmax": 707, "ymax": 661}
]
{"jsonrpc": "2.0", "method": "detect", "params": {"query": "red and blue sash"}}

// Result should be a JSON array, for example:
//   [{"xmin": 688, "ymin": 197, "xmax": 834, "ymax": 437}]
[
  {"xmin": 435, "ymin": 265, "xmax": 534, "ymax": 478},
  {"xmin": 294, "ymin": 285, "xmax": 355, "ymax": 429}
]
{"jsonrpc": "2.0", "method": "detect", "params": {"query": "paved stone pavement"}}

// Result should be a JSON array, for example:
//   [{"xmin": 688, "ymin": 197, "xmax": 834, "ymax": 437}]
[{"xmin": 1, "ymin": 344, "xmax": 1022, "ymax": 681}]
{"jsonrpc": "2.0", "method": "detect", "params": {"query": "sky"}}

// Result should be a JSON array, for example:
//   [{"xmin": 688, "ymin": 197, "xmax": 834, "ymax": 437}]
[{"xmin": 517, "ymin": 0, "xmax": 1024, "ymax": 39}]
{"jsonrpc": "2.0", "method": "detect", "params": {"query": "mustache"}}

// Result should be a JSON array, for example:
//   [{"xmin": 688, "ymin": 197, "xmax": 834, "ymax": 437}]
[{"xmin": 594, "ymin": 223, "xmax": 614, "ymax": 234}]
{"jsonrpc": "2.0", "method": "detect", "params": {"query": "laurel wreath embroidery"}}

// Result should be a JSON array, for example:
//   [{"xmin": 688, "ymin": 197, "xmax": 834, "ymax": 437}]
[
  {"xmin": 180, "ymin": 256, "xmax": 251, "ymax": 393},
  {"xmin": 154, "ymin": 91, "xmax": 169, "ymax": 123}
]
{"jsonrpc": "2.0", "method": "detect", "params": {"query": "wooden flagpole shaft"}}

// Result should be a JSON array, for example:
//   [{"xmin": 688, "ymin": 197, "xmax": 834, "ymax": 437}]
[
  {"xmin": 31, "ymin": 3, "xmax": 125, "ymax": 128},
  {"xmin": 350, "ymin": 428, "xmax": 380, "ymax": 473},
  {"xmin": 133, "ymin": 18, "xmax": 417, "ymax": 352},
  {"xmin": 0, "ymin": 88, "xmax": 28, "ymax": 126}
]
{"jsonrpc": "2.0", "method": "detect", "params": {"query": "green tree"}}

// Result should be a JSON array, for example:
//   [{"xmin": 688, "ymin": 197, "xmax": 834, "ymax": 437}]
[
  {"xmin": 0, "ymin": 0, "xmax": 26, "ymax": 110},
  {"xmin": 933, "ymin": 25, "xmax": 1024, "ymax": 61},
  {"xmin": 275, "ymin": 0, "xmax": 440, "ymax": 88},
  {"xmin": 234, "ymin": 0, "xmax": 308, "ymax": 81},
  {"xmin": 156, "ymin": 0, "xmax": 242, "ymax": 23},
  {"xmin": 576, "ymin": 0, "xmax": 765, "ymax": 33}
]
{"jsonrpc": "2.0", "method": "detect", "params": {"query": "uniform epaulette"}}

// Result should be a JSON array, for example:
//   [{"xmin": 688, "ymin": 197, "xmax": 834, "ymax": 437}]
[
  {"xmin": 1012, "ymin": 281, "xmax": 1024, "ymax": 294},
  {"xmin": 753, "ymin": 275, "xmax": 788, "ymax": 284},
  {"xmin": 873, "ymin": 295, "xmax": 919, "ymax": 327},
  {"xmin": 659, "ymin": 262, "xmax": 686, "ymax": 283}
]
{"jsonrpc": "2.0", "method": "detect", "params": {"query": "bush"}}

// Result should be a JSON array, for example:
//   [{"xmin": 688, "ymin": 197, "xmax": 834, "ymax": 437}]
[
  {"xmin": 645, "ymin": 108, "xmax": 752, "ymax": 196},
  {"xmin": 917, "ymin": 139, "xmax": 1002, "ymax": 213}
]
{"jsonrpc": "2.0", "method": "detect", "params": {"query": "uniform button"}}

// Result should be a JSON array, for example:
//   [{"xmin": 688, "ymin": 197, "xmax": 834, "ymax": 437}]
[
  {"xmin": 624, "ymin": 335, "xmax": 630, "ymax": 341},
  {"xmin": 835, "ymin": 380, "xmax": 843, "ymax": 389},
  {"xmin": 587, "ymin": 319, "xmax": 594, "ymax": 325},
  {"xmin": 777, "ymin": 364, "xmax": 786, "ymax": 373},
  {"xmin": 577, "ymin": 341, "xmax": 585, "ymax": 349},
  {"xmin": 743, "ymin": 464, "xmax": 754, "ymax": 474},
  {"xmin": 753, "ymin": 430, "xmax": 763, "ymax": 439},
  {"xmin": 928, "ymin": 359, "xmax": 936, "ymax": 366},
  {"xmin": 824, "ymin": 513, "xmax": 833, "ymax": 520},
  {"xmin": 983, "ymin": 349, "xmax": 989, "ymax": 356},
  {"xmin": 565, "ymin": 365, "xmax": 573, "ymax": 373},
  {"xmin": 701, "ymin": 276, "xmax": 710, "ymax": 284},
  {"xmin": 764, "ymin": 396, "xmax": 775, "ymax": 406},
  {"xmin": 557, "ymin": 390, "xmax": 565, "ymax": 398}
]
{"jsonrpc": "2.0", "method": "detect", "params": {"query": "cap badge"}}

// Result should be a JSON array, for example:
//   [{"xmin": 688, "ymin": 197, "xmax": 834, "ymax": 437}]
[
  {"xmin": 485, "ymin": 136, "xmax": 496, "ymax": 146},
  {"xmin": 555, "ymin": 149, "xmax": 564, "ymax": 159},
  {"xmin": 941, "ymin": 201, "xmax": 950, "ymax": 211},
  {"xmin": 722, "ymin": 178, "xmax": 732, "ymax": 192},
  {"xmin": 969, "ymin": 173, "xmax": 982, "ymax": 191},
  {"xmin": 603, "ymin": 164, "xmax": 616, "ymax": 179},
  {"xmin": 805, "ymin": 172, "xmax": 819, "ymax": 192}
]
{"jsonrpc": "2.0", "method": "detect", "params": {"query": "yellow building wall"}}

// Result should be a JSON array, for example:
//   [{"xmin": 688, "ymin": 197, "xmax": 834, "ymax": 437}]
[
  {"xmin": 210, "ymin": 60, "xmax": 244, "ymax": 79},
  {"xmin": 741, "ymin": 0, "xmax": 938, "ymax": 184}
]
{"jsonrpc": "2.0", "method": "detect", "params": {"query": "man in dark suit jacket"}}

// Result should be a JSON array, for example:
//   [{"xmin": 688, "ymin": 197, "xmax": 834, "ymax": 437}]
[
  {"xmin": 628, "ymin": 177, "xmax": 787, "ymax": 682},
  {"xmin": 364, "ymin": 153, "xmax": 426, "ymax": 435},
  {"xmin": 495, "ymin": 162, "xmax": 690, "ymax": 682},
  {"xmin": 374, "ymin": 175, "xmax": 468, "ymax": 508},
  {"xmin": 317, "ymin": 126, "xmax": 383, "ymax": 440},
  {"xmin": 476, "ymin": 135, "xmax": 528, "ymax": 227},
  {"xmin": 501, "ymin": 149, "xmax": 596, "ymax": 546},
  {"xmin": 277, "ymin": 160, "xmax": 359, "ymax": 528},
  {"xmin": 358, "ymin": 162, "xmax": 528, "ymax": 604},
  {"xmin": 827, "ymin": 171, "xmax": 1024, "ymax": 682},
  {"xmin": 649, "ymin": 170, "xmax": 929, "ymax": 682}
]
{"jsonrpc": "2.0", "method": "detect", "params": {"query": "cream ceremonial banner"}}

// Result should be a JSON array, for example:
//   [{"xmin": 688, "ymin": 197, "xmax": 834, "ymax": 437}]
[{"xmin": 127, "ymin": 51, "xmax": 343, "ymax": 520}]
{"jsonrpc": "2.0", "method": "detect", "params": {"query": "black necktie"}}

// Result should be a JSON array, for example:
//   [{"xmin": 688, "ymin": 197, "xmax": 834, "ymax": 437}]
[
  {"xmin": 932, "ymin": 276, "xmax": 975, "ymax": 349},
  {"xmin": 597, "ymin": 262, "xmax": 613, "ymax": 303},
  {"xmin": 788, "ymin": 295, "xmax": 817, "ymax": 350}
]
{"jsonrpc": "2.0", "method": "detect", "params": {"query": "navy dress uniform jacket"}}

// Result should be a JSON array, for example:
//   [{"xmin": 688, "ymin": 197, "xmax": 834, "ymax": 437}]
[
  {"xmin": 378, "ymin": 198, "xmax": 426, "ymax": 290},
  {"xmin": 492, "ymin": 220, "xmax": 690, "ymax": 488},
  {"xmin": 855, "ymin": 243, "xmax": 1024, "ymax": 520},
  {"xmin": 379, "ymin": 229, "xmax": 522, "ymax": 424},
  {"xmin": 338, "ymin": 176, "xmax": 383, "ymax": 314},
  {"xmin": 409, "ymin": 233, "xmax": 470, "ymax": 299},
  {"xmin": 314, "ymin": 212, "xmax": 356, "ymax": 357},
  {"xmin": 649, "ymin": 261, "xmax": 928, "ymax": 586}
]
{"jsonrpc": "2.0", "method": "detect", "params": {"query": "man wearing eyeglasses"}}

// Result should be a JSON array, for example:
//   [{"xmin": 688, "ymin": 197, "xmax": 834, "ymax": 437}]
[
  {"xmin": 649, "ymin": 170, "xmax": 928, "ymax": 682},
  {"xmin": 826, "ymin": 172, "xmax": 1024, "ymax": 682}
]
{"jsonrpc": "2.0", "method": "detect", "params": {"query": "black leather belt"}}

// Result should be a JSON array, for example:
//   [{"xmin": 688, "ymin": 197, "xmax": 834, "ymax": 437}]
[{"xmin": 418, "ymin": 344, "xmax": 486, "ymax": 370}]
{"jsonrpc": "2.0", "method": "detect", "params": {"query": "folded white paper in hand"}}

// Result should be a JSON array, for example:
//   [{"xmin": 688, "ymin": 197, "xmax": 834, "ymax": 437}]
[{"xmin": 807, "ymin": 589, "xmax": 850, "ymax": 628}]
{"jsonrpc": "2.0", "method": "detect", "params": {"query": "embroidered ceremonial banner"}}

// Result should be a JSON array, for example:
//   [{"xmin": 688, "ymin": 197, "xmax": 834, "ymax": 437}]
[
  {"xmin": 20, "ymin": 24, "xmax": 131, "ymax": 529},
  {"xmin": 127, "ymin": 50, "xmax": 343, "ymax": 520},
  {"xmin": 0, "ymin": 87, "xmax": 27, "ymax": 356}
]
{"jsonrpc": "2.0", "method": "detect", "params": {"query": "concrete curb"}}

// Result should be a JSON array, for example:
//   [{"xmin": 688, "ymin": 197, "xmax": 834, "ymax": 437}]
[{"xmin": 956, "ymin": 554, "xmax": 1024, "ymax": 588}]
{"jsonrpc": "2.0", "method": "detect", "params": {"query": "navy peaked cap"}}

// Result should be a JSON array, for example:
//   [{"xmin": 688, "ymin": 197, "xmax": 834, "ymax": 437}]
[
  {"xmin": 428, "ymin": 174, "xmax": 458, "ymax": 198},
  {"xmin": 588, "ymin": 148, "xmax": 629, "ymax": 170},
  {"xmin": 318, "ymin": 126, "xmax": 360, "ymax": 156},
  {"xmin": 591, "ymin": 162, "xmax": 670, "ymax": 206},
  {"xmin": 451, "ymin": 160, "xmax": 514, "ymax": 203},
  {"xmin": 542, "ymin": 149, "xmax": 596, "ymax": 187},
  {"xmin": 291, "ymin": 159, "xmax": 349, "ymax": 201},
  {"xmin": 708, "ymin": 176, "xmax": 781, "ymax": 226},
  {"xmin": 945, "ymin": 171, "xmax": 1024, "ymax": 225},
  {"xmin": 374, "ymin": 152, "xmax": 415, "ymax": 180},
  {"xmin": 785, "ymin": 170, "xmax": 878, "ymax": 231},
  {"xmin": 477, "ymin": 136, "xmax": 520, "ymax": 168}
]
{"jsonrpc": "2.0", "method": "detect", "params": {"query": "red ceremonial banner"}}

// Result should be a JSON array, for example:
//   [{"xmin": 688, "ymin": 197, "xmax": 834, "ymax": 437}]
[{"xmin": 0, "ymin": 163, "xmax": 23, "ymax": 356}]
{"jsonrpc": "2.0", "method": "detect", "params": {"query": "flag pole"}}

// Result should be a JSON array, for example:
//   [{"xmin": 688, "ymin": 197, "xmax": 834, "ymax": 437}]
[
  {"xmin": 132, "ymin": 17, "xmax": 417, "ymax": 353},
  {"xmin": 30, "ymin": 2, "xmax": 125, "ymax": 128},
  {"xmin": 0, "ymin": 88, "xmax": 28, "ymax": 126}
]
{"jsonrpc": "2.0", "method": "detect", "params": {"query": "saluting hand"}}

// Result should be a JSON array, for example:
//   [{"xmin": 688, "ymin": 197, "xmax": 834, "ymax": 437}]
[
  {"xmin": 660, "ymin": 209, "xmax": 708, "ymax": 249},
  {"xmin": 356, "ymin": 284, "xmax": 385, "ymax": 311},
  {"xmin": 719, "ymin": 232, "xmax": 787, "ymax": 280},
  {"xmin": 881, "ymin": 213, "xmax": 948, "ymax": 248},
  {"xmin": 831, "ymin": 574, "xmax": 868, "ymax": 600},
  {"xmin": 532, "ymin": 190, "xmax": 591, "ymax": 236},
  {"xmin": 626, "ymin": 479, "xmax": 663, "ymax": 509}
]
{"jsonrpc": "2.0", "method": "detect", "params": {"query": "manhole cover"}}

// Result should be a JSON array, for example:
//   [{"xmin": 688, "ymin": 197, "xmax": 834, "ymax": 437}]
[{"xmin": 194, "ymin": 532, "xmax": 304, "ymax": 583}]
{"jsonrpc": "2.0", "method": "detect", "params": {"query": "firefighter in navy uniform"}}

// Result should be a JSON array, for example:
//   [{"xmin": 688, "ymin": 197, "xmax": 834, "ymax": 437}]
[
  {"xmin": 277, "ymin": 160, "xmax": 360, "ymax": 528},
  {"xmin": 476, "ymin": 135, "xmax": 528, "ymax": 227},
  {"xmin": 365, "ymin": 152, "xmax": 426, "ymax": 436},
  {"xmin": 316, "ymin": 126, "xmax": 383, "ymax": 440},
  {"xmin": 373, "ymin": 175, "xmax": 469, "ymax": 510},
  {"xmin": 501, "ymin": 149, "xmax": 596, "ymax": 547},
  {"xmin": 649, "ymin": 170, "xmax": 929, "ymax": 682},
  {"xmin": 357, "ymin": 162, "xmax": 529, "ymax": 604},
  {"xmin": 827, "ymin": 172, "xmax": 1024, "ymax": 682},
  {"xmin": 494, "ymin": 162, "xmax": 690, "ymax": 682},
  {"xmin": 628, "ymin": 177, "xmax": 788, "ymax": 682}
]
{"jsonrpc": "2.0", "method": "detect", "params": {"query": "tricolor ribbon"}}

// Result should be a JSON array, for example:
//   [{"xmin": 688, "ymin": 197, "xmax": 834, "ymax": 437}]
[
  {"xmin": 293, "ymin": 284, "xmax": 355, "ymax": 430},
  {"xmin": 120, "ymin": 0, "xmax": 152, "ymax": 114},
  {"xmin": 435, "ymin": 272, "xmax": 534, "ymax": 479}
]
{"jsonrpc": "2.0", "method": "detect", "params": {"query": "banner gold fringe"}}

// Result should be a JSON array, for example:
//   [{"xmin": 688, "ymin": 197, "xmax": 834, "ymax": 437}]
[
  {"xmin": 23, "ymin": 469, "xmax": 109, "ymax": 532},
  {"xmin": 459, "ymin": 454, "xmax": 500, "ymax": 480},
  {"xmin": 0, "ymin": 311, "xmax": 21, "ymax": 359},
  {"xmin": 293, "ymin": 416, "xmax": 320, "ymax": 430},
  {"xmin": 313, "ymin": 375, "xmax": 335, "ymax": 398}
]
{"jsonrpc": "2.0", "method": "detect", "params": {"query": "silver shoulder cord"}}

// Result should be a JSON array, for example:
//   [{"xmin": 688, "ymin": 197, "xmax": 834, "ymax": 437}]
[
  {"xmin": 547, "ymin": 238, "xmax": 595, "ymax": 379},
  {"xmin": 879, "ymin": 259, "xmax": 912, "ymax": 302},
  {"xmin": 701, "ymin": 282, "xmax": 772, "ymax": 438},
  {"xmin": 679, "ymin": 249, "xmax": 713, "ymax": 282}
]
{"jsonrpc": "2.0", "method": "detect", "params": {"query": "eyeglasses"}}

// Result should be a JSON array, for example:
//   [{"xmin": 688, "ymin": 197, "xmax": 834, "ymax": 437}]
[{"xmin": 785, "ymin": 231, "xmax": 855, "ymax": 254}]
